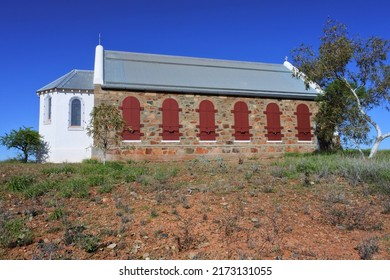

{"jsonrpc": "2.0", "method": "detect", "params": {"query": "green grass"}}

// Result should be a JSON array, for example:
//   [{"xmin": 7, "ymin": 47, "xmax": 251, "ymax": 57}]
[
  {"xmin": 278, "ymin": 151, "xmax": 390, "ymax": 194},
  {"xmin": 0, "ymin": 218, "xmax": 34, "ymax": 248},
  {"xmin": 6, "ymin": 175, "xmax": 35, "ymax": 192}
]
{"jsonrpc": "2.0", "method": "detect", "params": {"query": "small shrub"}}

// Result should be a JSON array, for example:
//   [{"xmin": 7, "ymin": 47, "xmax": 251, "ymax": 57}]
[
  {"xmin": 356, "ymin": 237, "xmax": 379, "ymax": 260},
  {"xmin": 32, "ymin": 242, "xmax": 61, "ymax": 260},
  {"xmin": 324, "ymin": 188, "xmax": 347, "ymax": 204},
  {"xmin": 150, "ymin": 208, "xmax": 158, "ymax": 218},
  {"xmin": 97, "ymin": 183, "xmax": 113, "ymax": 194},
  {"xmin": 7, "ymin": 175, "xmax": 35, "ymax": 192},
  {"xmin": 262, "ymin": 185, "xmax": 275, "ymax": 194},
  {"xmin": 0, "ymin": 218, "xmax": 34, "ymax": 248},
  {"xmin": 49, "ymin": 208, "xmax": 65, "ymax": 221},
  {"xmin": 78, "ymin": 235, "xmax": 100, "ymax": 253},
  {"xmin": 63, "ymin": 225, "xmax": 86, "ymax": 245},
  {"xmin": 382, "ymin": 198, "xmax": 390, "ymax": 214},
  {"xmin": 321, "ymin": 203, "xmax": 380, "ymax": 231}
]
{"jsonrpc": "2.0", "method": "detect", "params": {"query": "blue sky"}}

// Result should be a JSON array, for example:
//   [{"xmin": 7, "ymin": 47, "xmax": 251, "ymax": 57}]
[{"xmin": 0, "ymin": 0, "xmax": 389, "ymax": 160}]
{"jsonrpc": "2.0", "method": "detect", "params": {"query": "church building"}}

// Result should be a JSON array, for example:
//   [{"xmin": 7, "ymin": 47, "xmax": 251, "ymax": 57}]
[{"xmin": 37, "ymin": 45, "xmax": 321, "ymax": 163}]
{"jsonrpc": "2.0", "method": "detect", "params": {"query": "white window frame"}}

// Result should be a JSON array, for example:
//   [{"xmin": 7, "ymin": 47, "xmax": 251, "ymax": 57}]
[
  {"xmin": 68, "ymin": 97, "xmax": 84, "ymax": 130},
  {"xmin": 43, "ymin": 95, "xmax": 52, "ymax": 125}
]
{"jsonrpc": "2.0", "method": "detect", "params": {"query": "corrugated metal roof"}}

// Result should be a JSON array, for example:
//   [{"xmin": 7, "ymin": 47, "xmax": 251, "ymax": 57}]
[
  {"xmin": 37, "ymin": 70, "xmax": 94, "ymax": 92},
  {"xmin": 103, "ymin": 50, "xmax": 319, "ymax": 100}
]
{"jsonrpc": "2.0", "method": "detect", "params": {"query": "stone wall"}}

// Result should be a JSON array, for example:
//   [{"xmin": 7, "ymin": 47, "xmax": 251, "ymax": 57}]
[{"xmin": 94, "ymin": 86, "xmax": 318, "ymax": 161}]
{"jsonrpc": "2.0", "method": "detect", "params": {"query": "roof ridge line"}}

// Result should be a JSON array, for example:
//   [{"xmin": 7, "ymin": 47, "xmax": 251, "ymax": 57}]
[
  {"xmin": 58, "ymin": 70, "xmax": 77, "ymax": 88},
  {"xmin": 105, "ymin": 49, "xmax": 282, "ymax": 68}
]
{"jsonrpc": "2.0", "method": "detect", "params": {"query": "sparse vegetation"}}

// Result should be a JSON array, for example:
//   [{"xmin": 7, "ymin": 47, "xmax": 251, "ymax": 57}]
[{"xmin": 0, "ymin": 151, "xmax": 389, "ymax": 259}]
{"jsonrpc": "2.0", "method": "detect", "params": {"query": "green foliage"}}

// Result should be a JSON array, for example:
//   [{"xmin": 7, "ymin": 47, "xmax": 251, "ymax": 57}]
[
  {"xmin": 0, "ymin": 127, "xmax": 48, "ymax": 163},
  {"xmin": 25, "ymin": 180, "xmax": 56, "ymax": 198},
  {"xmin": 60, "ymin": 178, "xmax": 89, "ymax": 198},
  {"xmin": 42, "ymin": 164, "xmax": 77, "ymax": 175},
  {"xmin": 292, "ymin": 18, "xmax": 390, "ymax": 157},
  {"xmin": 0, "ymin": 218, "xmax": 34, "ymax": 248},
  {"xmin": 124, "ymin": 166, "xmax": 148, "ymax": 183},
  {"xmin": 49, "ymin": 207, "xmax": 65, "ymax": 221},
  {"xmin": 87, "ymin": 104, "xmax": 125, "ymax": 164},
  {"xmin": 280, "ymin": 152, "xmax": 390, "ymax": 193},
  {"xmin": 315, "ymin": 81, "xmax": 370, "ymax": 151},
  {"xmin": 97, "ymin": 183, "xmax": 113, "ymax": 194},
  {"xmin": 78, "ymin": 235, "xmax": 100, "ymax": 253},
  {"xmin": 7, "ymin": 174, "xmax": 35, "ymax": 192}
]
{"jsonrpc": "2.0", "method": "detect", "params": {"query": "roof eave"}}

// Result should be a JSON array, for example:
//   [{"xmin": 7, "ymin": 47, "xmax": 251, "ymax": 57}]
[{"xmin": 101, "ymin": 83, "xmax": 318, "ymax": 100}]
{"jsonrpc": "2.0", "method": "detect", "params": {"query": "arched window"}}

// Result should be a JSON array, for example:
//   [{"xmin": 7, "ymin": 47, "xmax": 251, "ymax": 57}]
[
  {"xmin": 159, "ymin": 98, "xmax": 182, "ymax": 141},
  {"xmin": 264, "ymin": 103, "xmax": 283, "ymax": 141},
  {"xmin": 295, "ymin": 104, "xmax": 312, "ymax": 141},
  {"xmin": 232, "ymin": 101, "xmax": 252, "ymax": 141},
  {"xmin": 44, "ymin": 95, "xmax": 52, "ymax": 123},
  {"xmin": 197, "ymin": 100, "xmax": 218, "ymax": 141},
  {"xmin": 70, "ymin": 98, "xmax": 82, "ymax": 127},
  {"xmin": 120, "ymin": 96, "xmax": 143, "ymax": 141}
]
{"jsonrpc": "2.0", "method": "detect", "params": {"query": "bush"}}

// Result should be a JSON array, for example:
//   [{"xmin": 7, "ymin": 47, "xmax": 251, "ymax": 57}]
[
  {"xmin": 0, "ymin": 218, "xmax": 34, "ymax": 248},
  {"xmin": 78, "ymin": 235, "xmax": 100, "ymax": 253},
  {"xmin": 48, "ymin": 208, "xmax": 65, "ymax": 221},
  {"xmin": 356, "ymin": 238, "xmax": 379, "ymax": 260}
]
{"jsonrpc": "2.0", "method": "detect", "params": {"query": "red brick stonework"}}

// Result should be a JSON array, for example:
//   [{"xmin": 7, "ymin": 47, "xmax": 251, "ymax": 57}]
[{"xmin": 94, "ymin": 86, "xmax": 318, "ymax": 161}]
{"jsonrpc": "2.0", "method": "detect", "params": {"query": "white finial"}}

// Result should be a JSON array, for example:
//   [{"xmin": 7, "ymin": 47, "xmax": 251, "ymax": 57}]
[
  {"xmin": 98, "ymin": 33, "xmax": 101, "ymax": 45},
  {"xmin": 285, "ymin": 56, "xmax": 288, "ymax": 61},
  {"xmin": 94, "ymin": 44, "xmax": 104, "ymax": 85}
]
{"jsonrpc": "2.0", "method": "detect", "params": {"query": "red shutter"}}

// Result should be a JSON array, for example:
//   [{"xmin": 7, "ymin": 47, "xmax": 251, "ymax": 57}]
[
  {"xmin": 161, "ymin": 98, "xmax": 181, "ymax": 140},
  {"xmin": 295, "ymin": 104, "xmax": 312, "ymax": 141},
  {"xmin": 264, "ymin": 103, "xmax": 283, "ymax": 141},
  {"xmin": 198, "ymin": 100, "xmax": 217, "ymax": 140},
  {"xmin": 121, "ymin": 96, "xmax": 142, "ymax": 140},
  {"xmin": 232, "ymin": 101, "xmax": 252, "ymax": 140}
]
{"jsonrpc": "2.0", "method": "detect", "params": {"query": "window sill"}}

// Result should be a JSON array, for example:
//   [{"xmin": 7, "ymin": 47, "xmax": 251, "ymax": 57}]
[
  {"xmin": 161, "ymin": 140, "xmax": 180, "ymax": 143},
  {"xmin": 297, "ymin": 140, "xmax": 313, "ymax": 143},
  {"xmin": 234, "ymin": 140, "xmax": 251, "ymax": 143},
  {"xmin": 199, "ymin": 140, "xmax": 217, "ymax": 143},
  {"xmin": 43, "ymin": 121, "xmax": 52, "ymax": 125},
  {"xmin": 267, "ymin": 140, "xmax": 283, "ymax": 143},
  {"xmin": 122, "ymin": 140, "xmax": 141, "ymax": 143},
  {"xmin": 68, "ymin": 126, "xmax": 84, "ymax": 131}
]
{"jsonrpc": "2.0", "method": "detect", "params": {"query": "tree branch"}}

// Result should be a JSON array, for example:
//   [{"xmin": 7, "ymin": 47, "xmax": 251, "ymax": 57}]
[{"xmin": 342, "ymin": 78, "xmax": 382, "ymax": 137}]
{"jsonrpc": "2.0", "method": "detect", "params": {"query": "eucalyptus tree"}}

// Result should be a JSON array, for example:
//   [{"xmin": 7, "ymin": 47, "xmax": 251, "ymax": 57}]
[{"xmin": 291, "ymin": 19, "xmax": 390, "ymax": 158}]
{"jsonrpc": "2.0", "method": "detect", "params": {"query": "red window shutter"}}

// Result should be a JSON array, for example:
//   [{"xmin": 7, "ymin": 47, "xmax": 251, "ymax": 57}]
[
  {"xmin": 232, "ymin": 101, "xmax": 252, "ymax": 140},
  {"xmin": 198, "ymin": 100, "xmax": 217, "ymax": 140},
  {"xmin": 295, "ymin": 104, "xmax": 312, "ymax": 141},
  {"xmin": 122, "ymin": 96, "xmax": 141, "ymax": 140},
  {"xmin": 265, "ymin": 103, "xmax": 283, "ymax": 141},
  {"xmin": 161, "ymin": 98, "xmax": 181, "ymax": 140}
]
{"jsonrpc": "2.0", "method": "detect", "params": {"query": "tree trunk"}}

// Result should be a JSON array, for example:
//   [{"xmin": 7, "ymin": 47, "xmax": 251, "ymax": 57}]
[
  {"xmin": 368, "ymin": 137, "xmax": 381, "ymax": 159},
  {"xmin": 22, "ymin": 148, "xmax": 28, "ymax": 163},
  {"xmin": 102, "ymin": 150, "xmax": 107, "ymax": 165}
]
